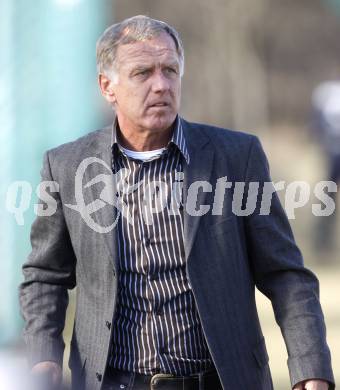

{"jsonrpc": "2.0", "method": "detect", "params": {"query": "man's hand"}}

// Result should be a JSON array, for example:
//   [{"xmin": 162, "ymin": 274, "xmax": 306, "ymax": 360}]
[
  {"xmin": 293, "ymin": 379, "xmax": 329, "ymax": 390},
  {"xmin": 31, "ymin": 361, "xmax": 62, "ymax": 390}
]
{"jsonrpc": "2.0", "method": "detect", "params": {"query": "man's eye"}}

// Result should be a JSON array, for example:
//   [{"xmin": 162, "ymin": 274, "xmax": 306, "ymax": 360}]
[
  {"xmin": 165, "ymin": 68, "xmax": 177, "ymax": 74},
  {"xmin": 137, "ymin": 70, "xmax": 149, "ymax": 76}
]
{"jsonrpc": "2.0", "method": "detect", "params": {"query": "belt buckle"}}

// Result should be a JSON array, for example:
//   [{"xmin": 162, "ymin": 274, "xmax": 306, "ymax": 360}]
[{"xmin": 150, "ymin": 372, "xmax": 175, "ymax": 387}]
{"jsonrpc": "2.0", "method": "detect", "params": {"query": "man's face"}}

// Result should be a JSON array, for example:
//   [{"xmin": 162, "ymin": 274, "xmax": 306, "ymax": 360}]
[{"xmin": 108, "ymin": 33, "xmax": 181, "ymax": 133}]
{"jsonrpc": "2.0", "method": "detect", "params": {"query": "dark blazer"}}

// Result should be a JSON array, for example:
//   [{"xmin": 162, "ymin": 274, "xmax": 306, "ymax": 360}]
[{"xmin": 19, "ymin": 118, "xmax": 335, "ymax": 390}]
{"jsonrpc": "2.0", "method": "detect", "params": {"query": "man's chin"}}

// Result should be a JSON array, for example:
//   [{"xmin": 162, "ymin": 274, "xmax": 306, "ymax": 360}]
[{"xmin": 145, "ymin": 116, "xmax": 177, "ymax": 132}]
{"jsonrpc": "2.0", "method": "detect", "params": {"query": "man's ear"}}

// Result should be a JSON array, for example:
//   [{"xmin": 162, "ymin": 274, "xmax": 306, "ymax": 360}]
[{"xmin": 98, "ymin": 73, "xmax": 116, "ymax": 104}]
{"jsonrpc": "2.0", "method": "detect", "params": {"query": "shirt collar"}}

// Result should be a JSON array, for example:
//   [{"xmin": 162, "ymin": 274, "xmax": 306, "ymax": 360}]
[{"xmin": 111, "ymin": 115, "xmax": 190, "ymax": 165}]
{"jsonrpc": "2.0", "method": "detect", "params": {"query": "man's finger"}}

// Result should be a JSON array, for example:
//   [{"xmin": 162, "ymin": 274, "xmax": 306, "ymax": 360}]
[
  {"xmin": 304, "ymin": 379, "xmax": 329, "ymax": 390},
  {"xmin": 293, "ymin": 382, "xmax": 305, "ymax": 390},
  {"xmin": 31, "ymin": 361, "xmax": 62, "ymax": 390}
]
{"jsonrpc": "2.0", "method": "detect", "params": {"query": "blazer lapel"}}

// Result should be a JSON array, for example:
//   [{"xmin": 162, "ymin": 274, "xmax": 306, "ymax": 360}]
[
  {"xmin": 182, "ymin": 120, "xmax": 215, "ymax": 262},
  {"xmin": 82, "ymin": 125, "xmax": 119, "ymax": 272}
]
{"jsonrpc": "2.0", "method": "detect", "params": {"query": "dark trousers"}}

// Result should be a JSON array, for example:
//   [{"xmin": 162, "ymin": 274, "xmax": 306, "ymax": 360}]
[{"xmin": 102, "ymin": 366, "xmax": 223, "ymax": 390}]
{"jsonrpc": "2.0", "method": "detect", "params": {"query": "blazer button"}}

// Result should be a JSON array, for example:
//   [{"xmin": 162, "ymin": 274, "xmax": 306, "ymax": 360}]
[
  {"xmin": 96, "ymin": 372, "xmax": 102, "ymax": 382},
  {"xmin": 113, "ymin": 270, "xmax": 116, "ymax": 277},
  {"xmin": 105, "ymin": 321, "xmax": 111, "ymax": 330}
]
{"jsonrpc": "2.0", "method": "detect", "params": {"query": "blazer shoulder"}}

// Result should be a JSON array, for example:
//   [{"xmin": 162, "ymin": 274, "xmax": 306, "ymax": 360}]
[
  {"xmin": 47, "ymin": 126, "xmax": 111, "ymax": 159},
  {"xmin": 183, "ymin": 119, "xmax": 260, "ymax": 154},
  {"xmin": 40, "ymin": 126, "xmax": 111, "ymax": 181}
]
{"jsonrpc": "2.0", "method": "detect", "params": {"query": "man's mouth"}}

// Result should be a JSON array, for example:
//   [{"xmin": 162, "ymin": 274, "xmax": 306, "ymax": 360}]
[{"xmin": 149, "ymin": 102, "xmax": 169, "ymax": 107}]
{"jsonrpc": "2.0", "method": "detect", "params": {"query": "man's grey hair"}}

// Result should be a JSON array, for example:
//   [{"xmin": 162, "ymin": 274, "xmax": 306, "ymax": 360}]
[{"xmin": 96, "ymin": 15, "xmax": 184, "ymax": 82}]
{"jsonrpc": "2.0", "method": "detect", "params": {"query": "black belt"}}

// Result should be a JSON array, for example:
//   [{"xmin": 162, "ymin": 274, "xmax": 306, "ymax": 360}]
[{"xmin": 105, "ymin": 366, "xmax": 223, "ymax": 390}]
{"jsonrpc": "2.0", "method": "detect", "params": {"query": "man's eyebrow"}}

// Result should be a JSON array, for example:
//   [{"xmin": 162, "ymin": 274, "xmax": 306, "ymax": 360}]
[
  {"xmin": 129, "ymin": 64, "xmax": 154, "ymax": 73},
  {"xmin": 128, "ymin": 59, "xmax": 180, "ymax": 74},
  {"xmin": 164, "ymin": 61, "xmax": 179, "ymax": 69},
  {"xmin": 134, "ymin": 65, "xmax": 153, "ymax": 70}
]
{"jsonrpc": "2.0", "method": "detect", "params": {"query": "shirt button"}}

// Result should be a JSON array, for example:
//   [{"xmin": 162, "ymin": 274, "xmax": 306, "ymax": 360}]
[
  {"xmin": 145, "ymin": 237, "xmax": 150, "ymax": 246},
  {"xmin": 120, "ymin": 385, "xmax": 126, "ymax": 389},
  {"xmin": 96, "ymin": 372, "xmax": 102, "ymax": 382}
]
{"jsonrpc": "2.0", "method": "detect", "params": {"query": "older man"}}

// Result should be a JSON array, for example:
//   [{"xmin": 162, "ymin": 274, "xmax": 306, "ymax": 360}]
[{"xmin": 20, "ymin": 15, "xmax": 334, "ymax": 390}]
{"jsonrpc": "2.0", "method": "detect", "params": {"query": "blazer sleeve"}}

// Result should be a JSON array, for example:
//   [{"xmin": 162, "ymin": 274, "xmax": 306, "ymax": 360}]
[
  {"xmin": 19, "ymin": 150, "xmax": 77, "ymax": 368},
  {"xmin": 243, "ymin": 136, "xmax": 335, "ymax": 389}
]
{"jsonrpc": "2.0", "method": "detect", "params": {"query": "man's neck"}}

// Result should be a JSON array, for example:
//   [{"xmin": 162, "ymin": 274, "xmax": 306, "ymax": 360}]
[{"xmin": 116, "ymin": 121, "xmax": 174, "ymax": 152}]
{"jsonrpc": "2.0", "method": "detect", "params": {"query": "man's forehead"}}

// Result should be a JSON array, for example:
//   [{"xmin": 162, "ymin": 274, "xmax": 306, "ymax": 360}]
[{"xmin": 116, "ymin": 35, "xmax": 179, "ymax": 66}]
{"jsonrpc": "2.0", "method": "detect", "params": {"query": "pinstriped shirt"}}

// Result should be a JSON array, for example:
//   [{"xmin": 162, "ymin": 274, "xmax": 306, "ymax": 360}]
[{"xmin": 108, "ymin": 117, "xmax": 213, "ymax": 375}]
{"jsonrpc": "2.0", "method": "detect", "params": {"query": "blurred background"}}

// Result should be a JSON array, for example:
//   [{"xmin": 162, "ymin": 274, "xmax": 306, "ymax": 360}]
[{"xmin": 0, "ymin": 0, "xmax": 339, "ymax": 389}]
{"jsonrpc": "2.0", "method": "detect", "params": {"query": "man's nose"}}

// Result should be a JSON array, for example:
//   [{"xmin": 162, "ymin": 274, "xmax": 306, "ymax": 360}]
[{"xmin": 151, "ymin": 71, "xmax": 170, "ymax": 92}]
